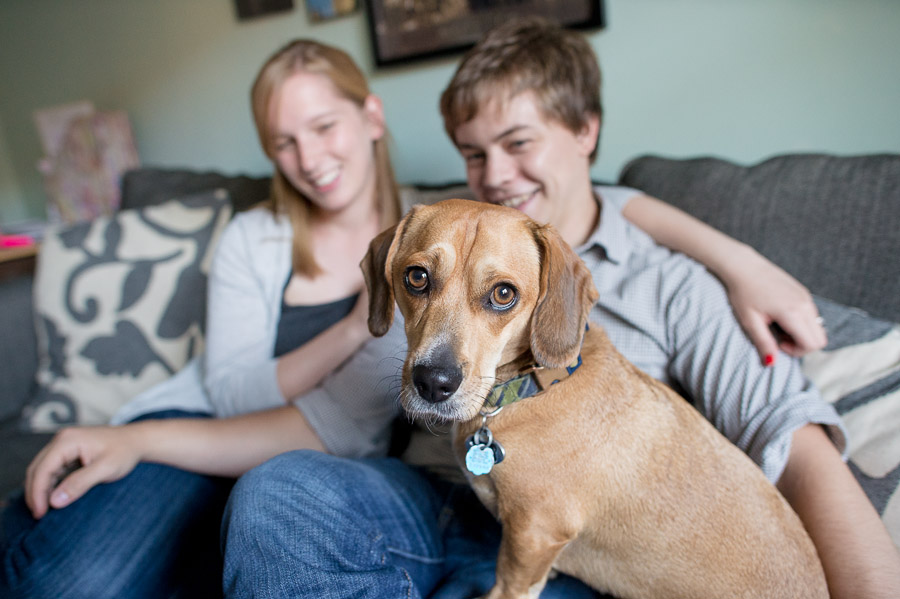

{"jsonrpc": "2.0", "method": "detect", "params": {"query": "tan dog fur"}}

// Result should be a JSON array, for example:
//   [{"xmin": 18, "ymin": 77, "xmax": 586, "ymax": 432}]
[{"xmin": 362, "ymin": 199, "xmax": 827, "ymax": 599}]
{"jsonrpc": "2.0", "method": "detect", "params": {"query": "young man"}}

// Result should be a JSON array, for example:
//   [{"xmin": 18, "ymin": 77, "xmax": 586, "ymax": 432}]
[
  {"xmin": 438, "ymin": 16, "xmax": 900, "ymax": 599},
  {"xmin": 221, "ymin": 19, "xmax": 899, "ymax": 599}
]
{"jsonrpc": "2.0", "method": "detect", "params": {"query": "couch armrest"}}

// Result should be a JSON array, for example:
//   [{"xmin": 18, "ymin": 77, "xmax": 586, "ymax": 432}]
[{"xmin": 0, "ymin": 274, "xmax": 38, "ymax": 423}]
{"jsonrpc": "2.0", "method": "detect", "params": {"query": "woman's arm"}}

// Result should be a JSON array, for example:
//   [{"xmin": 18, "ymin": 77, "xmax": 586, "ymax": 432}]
[
  {"xmin": 25, "ymin": 406, "xmax": 323, "ymax": 519},
  {"xmin": 777, "ymin": 424, "xmax": 900, "ymax": 598},
  {"xmin": 275, "ymin": 289, "xmax": 371, "ymax": 400},
  {"xmin": 621, "ymin": 194, "xmax": 826, "ymax": 365},
  {"xmin": 202, "ymin": 214, "xmax": 292, "ymax": 415},
  {"xmin": 201, "ymin": 213, "xmax": 376, "ymax": 413}
]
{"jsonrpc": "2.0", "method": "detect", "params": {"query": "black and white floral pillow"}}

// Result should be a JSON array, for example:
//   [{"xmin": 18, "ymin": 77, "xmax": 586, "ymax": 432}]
[
  {"xmin": 804, "ymin": 296, "xmax": 900, "ymax": 549},
  {"xmin": 24, "ymin": 190, "xmax": 232, "ymax": 431}
]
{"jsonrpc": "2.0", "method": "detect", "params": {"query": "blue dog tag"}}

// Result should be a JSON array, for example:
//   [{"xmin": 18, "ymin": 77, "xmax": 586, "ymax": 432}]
[
  {"xmin": 464, "ymin": 426, "xmax": 505, "ymax": 476},
  {"xmin": 466, "ymin": 444, "xmax": 496, "ymax": 475}
]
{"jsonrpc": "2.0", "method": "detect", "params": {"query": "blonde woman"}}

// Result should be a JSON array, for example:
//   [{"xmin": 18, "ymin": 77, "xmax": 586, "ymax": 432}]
[{"xmin": 1, "ymin": 40, "xmax": 405, "ymax": 599}]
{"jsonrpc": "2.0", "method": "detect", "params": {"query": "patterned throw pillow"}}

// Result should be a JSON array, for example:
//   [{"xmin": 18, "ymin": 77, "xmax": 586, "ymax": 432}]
[
  {"xmin": 24, "ymin": 190, "xmax": 232, "ymax": 431},
  {"xmin": 804, "ymin": 296, "xmax": 900, "ymax": 548}
]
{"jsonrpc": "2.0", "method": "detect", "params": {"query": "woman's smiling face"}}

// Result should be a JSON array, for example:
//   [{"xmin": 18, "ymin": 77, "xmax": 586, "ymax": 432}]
[{"xmin": 268, "ymin": 70, "xmax": 384, "ymax": 214}]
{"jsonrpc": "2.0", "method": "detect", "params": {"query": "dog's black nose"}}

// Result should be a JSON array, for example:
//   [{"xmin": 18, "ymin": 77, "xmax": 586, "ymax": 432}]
[{"xmin": 412, "ymin": 364, "xmax": 463, "ymax": 403}]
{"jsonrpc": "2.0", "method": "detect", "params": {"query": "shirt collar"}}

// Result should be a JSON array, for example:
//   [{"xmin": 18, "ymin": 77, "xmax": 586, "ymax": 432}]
[{"xmin": 575, "ymin": 188, "xmax": 633, "ymax": 265}]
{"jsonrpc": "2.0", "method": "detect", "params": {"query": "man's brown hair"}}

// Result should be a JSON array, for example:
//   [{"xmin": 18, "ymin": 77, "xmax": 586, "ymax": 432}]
[{"xmin": 440, "ymin": 16, "xmax": 603, "ymax": 161}]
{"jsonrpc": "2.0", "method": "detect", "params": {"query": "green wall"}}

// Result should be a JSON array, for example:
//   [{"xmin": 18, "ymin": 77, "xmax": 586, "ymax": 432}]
[{"xmin": 1, "ymin": 0, "xmax": 899, "ymax": 223}]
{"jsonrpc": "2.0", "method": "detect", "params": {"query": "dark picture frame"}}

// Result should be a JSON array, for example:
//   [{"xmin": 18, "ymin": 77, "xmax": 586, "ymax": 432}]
[
  {"xmin": 235, "ymin": 0, "xmax": 294, "ymax": 21},
  {"xmin": 365, "ymin": 0, "xmax": 605, "ymax": 67}
]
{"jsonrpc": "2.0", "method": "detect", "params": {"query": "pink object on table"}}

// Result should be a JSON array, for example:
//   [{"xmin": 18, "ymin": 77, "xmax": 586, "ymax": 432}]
[{"xmin": 0, "ymin": 234, "xmax": 35, "ymax": 248}]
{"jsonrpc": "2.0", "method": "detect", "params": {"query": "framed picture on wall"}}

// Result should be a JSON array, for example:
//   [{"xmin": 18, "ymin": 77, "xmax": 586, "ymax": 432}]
[
  {"xmin": 365, "ymin": 0, "xmax": 605, "ymax": 67},
  {"xmin": 235, "ymin": 0, "xmax": 294, "ymax": 20},
  {"xmin": 306, "ymin": 0, "xmax": 359, "ymax": 22}
]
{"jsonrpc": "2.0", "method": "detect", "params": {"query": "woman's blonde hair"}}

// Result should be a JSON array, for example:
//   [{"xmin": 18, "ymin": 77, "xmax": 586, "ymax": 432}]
[{"xmin": 251, "ymin": 39, "xmax": 400, "ymax": 277}]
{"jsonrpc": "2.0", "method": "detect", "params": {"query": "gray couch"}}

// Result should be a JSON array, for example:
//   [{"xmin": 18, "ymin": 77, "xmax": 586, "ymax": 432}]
[
  {"xmin": 2, "ymin": 154, "xmax": 898, "ymax": 540},
  {"xmin": 618, "ymin": 153, "xmax": 900, "ymax": 324}
]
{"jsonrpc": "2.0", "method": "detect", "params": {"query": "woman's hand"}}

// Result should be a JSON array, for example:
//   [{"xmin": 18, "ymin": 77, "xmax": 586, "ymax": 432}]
[
  {"xmin": 25, "ymin": 425, "xmax": 145, "ymax": 519},
  {"xmin": 721, "ymin": 249, "xmax": 826, "ymax": 365},
  {"xmin": 349, "ymin": 286, "xmax": 372, "ymax": 332},
  {"xmin": 274, "ymin": 286, "xmax": 375, "ymax": 401}
]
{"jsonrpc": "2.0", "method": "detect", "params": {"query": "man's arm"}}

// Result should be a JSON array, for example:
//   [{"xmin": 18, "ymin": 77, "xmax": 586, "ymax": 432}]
[
  {"xmin": 778, "ymin": 424, "xmax": 900, "ymax": 599},
  {"xmin": 663, "ymin": 262, "xmax": 898, "ymax": 597},
  {"xmin": 621, "ymin": 193, "xmax": 825, "ymax": 364}
]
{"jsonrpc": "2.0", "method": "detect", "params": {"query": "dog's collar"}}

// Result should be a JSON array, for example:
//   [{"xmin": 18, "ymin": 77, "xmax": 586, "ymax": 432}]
[
  {"xmin": 467, "ymin": 359, "xmax": 582, "ymax": 477},
  {"xmin": 467, "ymin": 328, "xmax": 588, "ymax": 476},
  {"xmin": 482, "ymin": 353, "xmax": 583, "ymax": 411}
]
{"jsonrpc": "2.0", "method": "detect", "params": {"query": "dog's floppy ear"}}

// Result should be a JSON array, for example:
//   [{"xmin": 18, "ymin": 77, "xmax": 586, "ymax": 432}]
[
  {"xmin": 529, "ymin": 224, "xmax": 599, "ymax": 368},
  {"xmin": 361, "ymin": 222, "xmax": 402, "ymax": 337},
  {"xmin": 362, "ymin": 205, "xmax": 425, "ymax": 336}
]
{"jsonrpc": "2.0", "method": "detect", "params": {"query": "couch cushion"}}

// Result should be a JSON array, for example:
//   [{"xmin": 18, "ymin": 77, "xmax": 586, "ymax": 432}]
[
  {"xmin": 803, "ymin": 296, "xmax": 900, "ymax": 547},
  {"xmin": 23, "ymin": 190, "xmax": 232, "ymax": 431},
  {"xmin": 121, "ymin": 167, "xmax": 270, "ymax": 213},
  {"xmin": 0, "ymin": 424, "xmax": 54, "ymax": 500},
  {"xmin": 0, "ymin": 274, "xmax": 38, "ymax": 423},
  {"xmin": 399, "ymin": 182, "xmax": 474, "ymax": 212},
  {"xmin": 618, "ymin": 154, "xmax": 900, "ymax": 324}
]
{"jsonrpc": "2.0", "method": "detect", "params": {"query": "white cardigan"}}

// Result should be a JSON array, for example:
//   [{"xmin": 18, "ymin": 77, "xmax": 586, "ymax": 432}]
[{"xmin": 112, "ymin": 207, "xmax": 406, "ymax": 458}]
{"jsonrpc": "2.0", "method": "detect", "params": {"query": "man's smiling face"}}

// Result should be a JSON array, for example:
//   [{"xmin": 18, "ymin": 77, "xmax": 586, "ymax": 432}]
[{"xmin": 453, "ymin": 91, "xmax": 600, "ymax": 246}]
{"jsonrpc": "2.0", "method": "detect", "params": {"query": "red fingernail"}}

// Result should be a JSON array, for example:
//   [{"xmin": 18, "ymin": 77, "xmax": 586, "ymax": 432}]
[{"xmin": 764, "ymin": 354, "xmax": 775, "ymax": 367}]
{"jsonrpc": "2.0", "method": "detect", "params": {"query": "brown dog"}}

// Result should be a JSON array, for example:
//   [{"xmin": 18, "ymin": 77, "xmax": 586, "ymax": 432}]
[{"xmin": 362, "ymin": 199, "xmax": 827, "ymax": 599}]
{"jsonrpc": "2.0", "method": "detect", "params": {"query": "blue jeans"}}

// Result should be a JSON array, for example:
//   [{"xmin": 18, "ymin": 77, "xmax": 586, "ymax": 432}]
[
  {"xmin": 222, "ymin": 450, "xmax": 604, "ymax": 598},
  {"xmin": 0, "ymin": 410, "xmax": 233, "ymax": 599}
]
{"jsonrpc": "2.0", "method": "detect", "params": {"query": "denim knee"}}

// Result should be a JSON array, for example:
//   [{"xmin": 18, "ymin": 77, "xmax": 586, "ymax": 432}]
[
  {"xmin": 2, "ymin": 508, "xmax": 139, "ymax": 599},
  {"xmin": 2, "ymin": 463, "xmax": 231, "ymax": 599},
  {"xmin": 225, "ymin": 450, "xmax": 347, "ymax": 527},
  {"xmin": 223, "ymin": 450, "xmax": 393, "ymax": 555},
  {"xmin": 222, "ymin": 451, "xmax": 447, "ymax": 598}
]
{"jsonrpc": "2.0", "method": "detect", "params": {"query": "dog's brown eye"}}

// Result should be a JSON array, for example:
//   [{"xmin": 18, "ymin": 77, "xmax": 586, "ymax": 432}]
[
  {"xmin": 489, "ymin": 284, "xmax": 517, "ymax": 310},
  {"xmin": 405, "ymin": 267, "xmax": 429, "ymax": 293}
]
